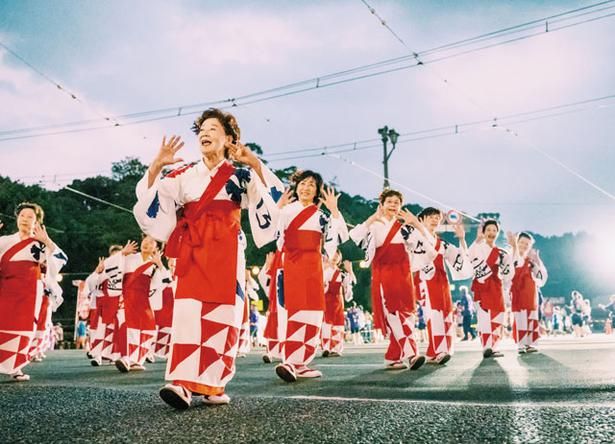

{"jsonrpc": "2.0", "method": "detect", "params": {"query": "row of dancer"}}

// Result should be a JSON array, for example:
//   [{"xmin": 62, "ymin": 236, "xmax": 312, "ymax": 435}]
[
  {"xmin": 0, "ymin": 107, "xmax": 548, "ymax": 409},
  {"xmin": 131, "ymin": 107, "xmax": 548, "ymax": 409},
  {"xmin": 85, "ymin": 238, "xmax": 259, "ymax": 371}
]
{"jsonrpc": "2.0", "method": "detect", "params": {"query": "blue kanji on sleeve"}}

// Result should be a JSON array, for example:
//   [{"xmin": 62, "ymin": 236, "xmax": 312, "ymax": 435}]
[
  {"xmin": 270, "ymin": 186, "xmax": 283, "ymax": 203},
  {"xmin": 146, "ymin": 192, "xmax": 160, "ymax": 218},
  {"xmin": 226, "ymin": 169, "xmax": 250, "ymax": 203}
]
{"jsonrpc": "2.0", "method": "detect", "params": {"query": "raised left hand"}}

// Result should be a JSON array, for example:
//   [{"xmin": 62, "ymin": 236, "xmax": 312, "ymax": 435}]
[
  {"xmin": 226, "ymin": 141, "xmax": 257, "ymax": 168},
  {"xmin": 454, "ymin": 223, "xmax": 466, "ymax": 240},
  {"xmin": 528, "ymin": 249, "xmax": 539, "ymax": 262},
  {"xmin": 399, "ymin": 208, "xmax": 419, "ymax": 227},
  {"xmin": 319, "ymin": 185, "xmax": 340, "ymax": 217},
  {"xmin": 33, "ymin": 223, "xmax": 52, "ymax": 248},
  {"xmin": 277, "ymin": 188, "xmax": 296, "ymax": 209},
  {"xmin": 151, "ymin": 250, "xmax": 164, "ymax": 268}
]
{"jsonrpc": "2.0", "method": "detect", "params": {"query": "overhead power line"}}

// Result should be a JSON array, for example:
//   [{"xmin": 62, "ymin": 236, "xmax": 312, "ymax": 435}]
[{"xmin": 1, "ymin": 1, "xmax": 614, "ymax": 142}]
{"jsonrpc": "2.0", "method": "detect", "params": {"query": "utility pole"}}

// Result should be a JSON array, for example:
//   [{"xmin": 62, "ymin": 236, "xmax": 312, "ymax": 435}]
[{"xmin": 378, "ymin": 126, "xmax": 400, "ymax": 189}]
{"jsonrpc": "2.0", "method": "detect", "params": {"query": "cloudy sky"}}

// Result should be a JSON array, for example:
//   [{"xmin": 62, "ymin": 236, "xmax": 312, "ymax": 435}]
[{"xmin": 1, "ymin": 0, "xmax": 614, "ymax": 236}]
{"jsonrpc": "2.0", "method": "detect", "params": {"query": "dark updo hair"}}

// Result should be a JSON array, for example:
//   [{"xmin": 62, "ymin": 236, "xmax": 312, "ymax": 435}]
[
  {"xmin": 291, "ymin": 170, "xmax": 323, "ymax": 204},
  {"xmin": 418, "ymin": 207, "xmax": 442, "ymax": 221},
  {"xmin": 482, "ymin": 219, "xmax": 500, "ymax": 233},
  {"xmin": 517, "ymin": 232, "xmax": 534, "ymax": 243},
  {"xmin": 379, "ymin": 189, "xmax": 403, "ymax": 205},
  {"xmin": 192, "ymin": 108, "xmax": 241, "ymax": 158},
  {"xmin": 15, "ymin": 202, "xmax": 44, "ymax": 224}
]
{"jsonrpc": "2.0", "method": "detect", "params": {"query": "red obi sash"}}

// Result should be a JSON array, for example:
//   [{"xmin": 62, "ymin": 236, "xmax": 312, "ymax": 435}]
[
  {"xmin": 165, "ymin": 162, "xmax": 241, "ymax": 304},
  {"xmin": 425, "ymin": 238, "xmax": 453, "ymax": 313},
  {"xmin": 154, "ymin": 286, "xmax": 175, "ymax": 328},
  {"xmin": 99, "ymin": 280, "xmax": 120, "ymax": 324},
  {"xmin": 324, "ymin": 269, "xmax": 344, "ymax": 325},
  {"xmin": 371, "ymin": 221, "xmax": 415, "ymax": 330},
  {"xmin": 511, "ymin": 259, "xmax": 537, "ymax": 311},
  {"xmin": 0, "ymin": 238, "xmax": 41, "ymax": 331},
  {"xmin": 471, "ymin": 246, "xmax": 505, "ymax": 312},
  {"xmin": 281, "ymin": 205, "xmax": 324, "ymax": 312},
  {"xmin": 123, "ymin": 262, "xmax": 156, "ymax": 330}
]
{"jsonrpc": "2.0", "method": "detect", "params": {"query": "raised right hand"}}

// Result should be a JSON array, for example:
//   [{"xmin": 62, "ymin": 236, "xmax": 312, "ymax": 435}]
[
  {"xmin": 122, "ymin": 240, "xmax": 138, "ymax": 256},
  {"xmin": 277, "ymin": 188, "xmax": 295, "ymax": 209},
  {"xmin": 95, "ymin": 257, "xmax": 105, "ymax": 273},
  {"xmin": 366, "ymin": 205, "xmax": 384, "ymax": 226},
  {"xmin": 152, "ymin": 135, "xmax": 185, "ymax": 170}
]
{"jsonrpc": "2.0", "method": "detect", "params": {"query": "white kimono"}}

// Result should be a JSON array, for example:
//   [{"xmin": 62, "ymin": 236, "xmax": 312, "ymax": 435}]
[
  {"xmin": 132, "ymin": 157, "xmax": 283, "ymax": 391},
  {"xmin": 0, "ymin": 233, "xmax": 67, "ymax": 375}
]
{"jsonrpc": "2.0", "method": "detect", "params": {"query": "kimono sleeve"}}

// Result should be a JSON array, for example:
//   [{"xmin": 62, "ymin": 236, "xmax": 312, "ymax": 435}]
[
  {"xmin": 149, "ymin": 266, "xmax": 171, "ymax": 311},
  {"xmin": 468, "ymin": 240, "xmax": 491, "ymax": 283},
  {"xmin": 323, "ymin": 213, "xmax": 349, "ymax": 260},
  {"xmin": 245, "ymin": 161, "xmax": 283, "ymax": 248},
  {"xmin": 43, "ymin": 243, "xmax": 68, "ymax": 284},
  {"xmin": 47, "ymin": 280, "xmax": 64, "ymax": 312},
  {"xmin": 499, "ymin": 249, "xmax": 515, "ymax": 286},
  {"xmin": 444, "ymin": 242, "xmax": 473, "ymax": 281},
  {"xmin": 133, "ymin": 168, "xmax": 182, "ymax": 242},
  {"xmin": 532, "ymin": 257, "xmax": 548, "ymax": 287},
  {"xmin": 404, "ymin": 227, "xmax": 437, "ymax": 272},
  {"xmin": 102, "ymin": 253, "xmax": 125, "ymax": 295},
  {"xmin": 349, "ymin": 222, "xmax": 375, "ymax": 266},
  {"xmin": 85, "ymin": 271, "xmax": 101, "ymax": 295}
]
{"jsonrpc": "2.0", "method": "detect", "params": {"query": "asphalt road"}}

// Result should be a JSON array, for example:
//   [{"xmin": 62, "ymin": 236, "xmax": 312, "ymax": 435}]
[{"xmin": 1, "ymin": 335, "xmax": 614, "ymax": 443}]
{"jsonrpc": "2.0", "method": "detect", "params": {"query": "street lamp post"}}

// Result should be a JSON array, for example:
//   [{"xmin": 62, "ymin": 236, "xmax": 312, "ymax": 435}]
[{"xmin": 378, "ymin": 126, "xmax": 400, "ymax": 189}]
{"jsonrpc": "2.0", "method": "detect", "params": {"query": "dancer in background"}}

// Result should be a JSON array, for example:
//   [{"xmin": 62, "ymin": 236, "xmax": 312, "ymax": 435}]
[
  {"xmin": 85, "ymin": 257, "xmax": 105, "ymax": 362},
  {"xmin": 88, "ymin": 245, "xmax": 124, "ymax": 366},
  {"xmin": 321, "ymin": 252, "xmax": 355, "ymax": 358},
  {"xmin": 29, "ymin": 271, "xmax": 64, "ymax": 362},
  {"xmin": 508, "ymin": 231, "xmax": 548, "ymax": 354},
  {"xmin": 151, "ymin": 258, "xmax": 176, "ymax": 360},
  {"xmin": 350, "ymin": 190, "xmax": 435, "ymax": 371},
  {"xmin": 273, "ymin": 171, "xmax": 348, "ymax": 383},
  {"xmin": 468, "ymin": 220, "xmax": 514, "ymax": 358},
  {"xmin": 0, "ymin": 203, "xmax": 67, "ymax": 381},
  {"xmin": 416, "ymin": 207, "xmax": 472, "ymax": 365}
]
